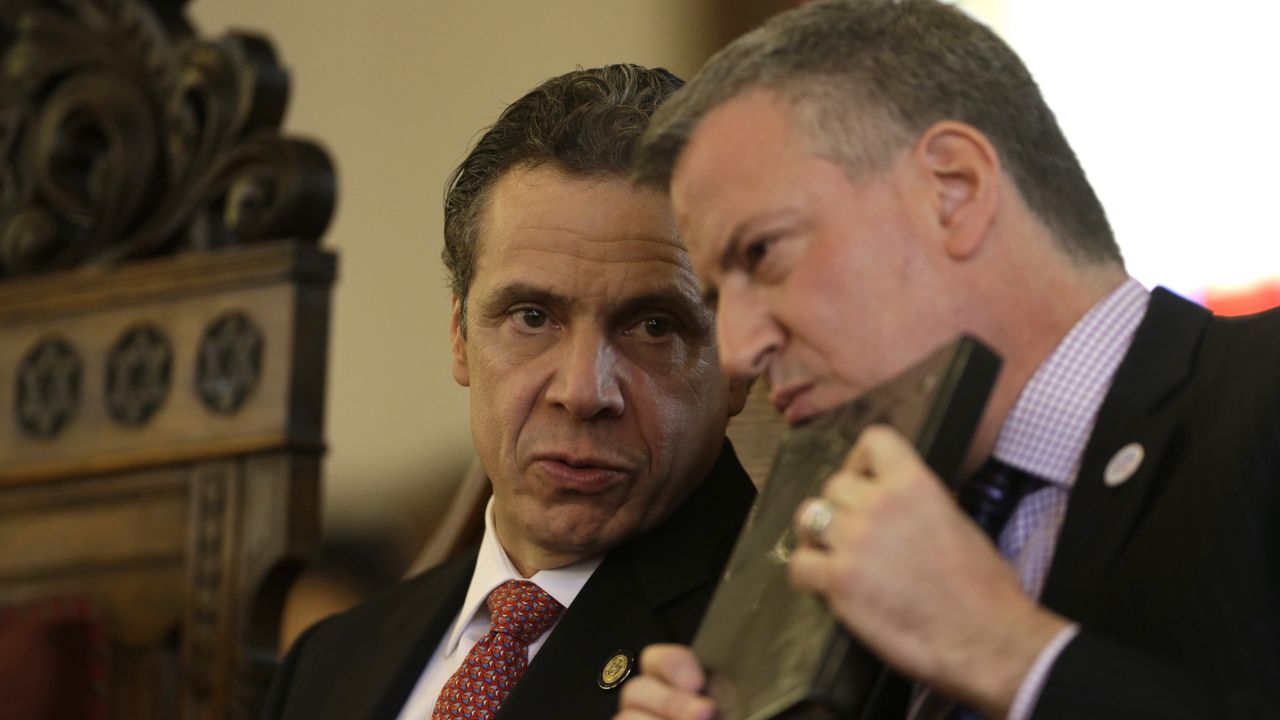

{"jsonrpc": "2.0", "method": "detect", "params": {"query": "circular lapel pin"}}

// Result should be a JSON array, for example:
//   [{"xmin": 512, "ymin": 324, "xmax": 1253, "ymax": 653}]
[
  {"xmin": 598, "ymin": 650, "xmax": 634, "ymax": 690},
  {"xmin": 1104, "ymin": 442, "xmax": 1145, "ymax": 487}
]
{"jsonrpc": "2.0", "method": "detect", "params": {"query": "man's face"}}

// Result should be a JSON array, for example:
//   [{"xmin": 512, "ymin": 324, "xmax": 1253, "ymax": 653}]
[
  {"xmin": 452, "ymin": 165, "xmax": 740, "ymax": 572},
  {"xmin": 670, "ymin": 90, "xmax": 965, "ymax": 425}
]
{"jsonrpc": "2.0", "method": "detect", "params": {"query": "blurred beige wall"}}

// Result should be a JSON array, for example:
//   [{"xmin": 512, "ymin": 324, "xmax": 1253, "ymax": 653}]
[
  {"xmin": 960, "ymin": 0, "xmax": 1006, "ymax": 24},
  {"xmin": 187, "ymin": 1, "xmax": 716, "ymax": 553}
]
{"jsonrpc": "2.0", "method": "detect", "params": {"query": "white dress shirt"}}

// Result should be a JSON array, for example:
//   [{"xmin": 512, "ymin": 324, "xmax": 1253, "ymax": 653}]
[{"xmin": 395, "ymin": 499, "xmax": 603, "ymax": 719}]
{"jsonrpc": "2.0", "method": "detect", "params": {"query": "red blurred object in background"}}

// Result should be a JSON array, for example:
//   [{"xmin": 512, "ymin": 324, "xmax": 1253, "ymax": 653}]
[
  {"xmin": 0, "ymin": 597, "xmax": 109, "ymax": 720},
  {"xmin": 1203, "ymin": 278, "xmax": 1280, "ymax": 316}
]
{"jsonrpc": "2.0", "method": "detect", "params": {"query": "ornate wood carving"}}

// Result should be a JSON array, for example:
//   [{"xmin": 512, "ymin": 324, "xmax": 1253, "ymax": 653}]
[
  {"xmin": 105, "ymin": 323, "xmax": 172, "ymax": 426},
  {"xmin": 0, "ymin": 2, "xmax": 333, "ymax": 717},
  {"xmin": 0, "ymin": 242, "xmax": 332, "ymax": 717},
  {"xmin": 14, "ymin": 335, "xmax": 83, "ymax": 439},
  {"xmin": 197, "ymin": 310, "xmax": 264, "ymax": 415},
  {"xmin": 0, "ymin": 0, "xmax": 335, "ymax": 277},
  {"xmin": 185, "ymin": 464, "xmax": 228, "ymax": 696}
]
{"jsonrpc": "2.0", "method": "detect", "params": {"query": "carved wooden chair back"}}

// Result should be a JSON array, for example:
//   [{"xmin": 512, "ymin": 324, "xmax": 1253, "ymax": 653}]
[{"xmin": 0, "ymin": 2, "xmax": 336, "ymax": 718}]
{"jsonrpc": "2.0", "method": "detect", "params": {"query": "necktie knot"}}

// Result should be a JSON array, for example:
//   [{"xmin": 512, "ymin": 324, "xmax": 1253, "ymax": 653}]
[
  {"xmin": 957, "ymin": 458, "xmax": 1048, "ymax": 540},
  {"xmin": 485, "ymin": 580, "xmax": 564, "ymax": 645},
  {"xmin": 432, "ymin": 580, "xmax": 565, "ymax": 720}
]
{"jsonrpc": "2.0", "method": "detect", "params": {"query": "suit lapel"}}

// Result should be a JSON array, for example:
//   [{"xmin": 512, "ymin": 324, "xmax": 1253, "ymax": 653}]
[
  {"xmin": 497, "ymin": 441, "xmax": 756, "ymax": 719},
  {"xmin": 1041, "ymin": 289, "xmax": 1209, "ymax": 618},
  {"xmin": 320, "ymin": 549, "xmax": 477, "ymax": 720}
]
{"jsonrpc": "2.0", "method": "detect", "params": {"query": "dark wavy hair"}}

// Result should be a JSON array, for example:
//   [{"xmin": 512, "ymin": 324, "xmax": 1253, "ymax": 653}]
[{"xmin": 443, "ymin": 64, "xmax": 683, "ymax": 332}]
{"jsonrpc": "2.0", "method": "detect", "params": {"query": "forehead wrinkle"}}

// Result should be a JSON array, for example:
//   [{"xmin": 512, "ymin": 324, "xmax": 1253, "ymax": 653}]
[
  {"xmin": 594, "ymin": 264, "xmax": 705, "ymax": 321},
  {"xmin": 478, "ymin": 247, "xmax": 705, "ymax": 329},
  {"xmin": 611, "ymin": 262, "xmax": 705, "ymax": 309},
  {"xmin": 476, "ymin": 282, "xmax": 576, "ymax": 320},
  {"xmin": 495, "ymin": 230, "xmax": 690, "ymax": 265},
  {"xmin": 478, "ymin": 239, "xmax": 697, "ymax": 281}
]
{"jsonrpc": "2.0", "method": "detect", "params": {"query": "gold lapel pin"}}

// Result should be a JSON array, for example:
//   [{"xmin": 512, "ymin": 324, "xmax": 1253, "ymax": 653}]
[{"xmin": 598, "ymin": 650, "xmax": 634, "ymax": 690}]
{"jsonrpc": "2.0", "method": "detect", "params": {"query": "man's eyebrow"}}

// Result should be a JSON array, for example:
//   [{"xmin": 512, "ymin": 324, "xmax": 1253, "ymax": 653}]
[
  {"xmin": 719, "ymin": 225, "xmax": 746, "ymax": 272},
  {"xmin": 477, "ymin": 282, "xmax": 573, "ymax": 317},
  {"xmin": 716, "ymin": 209, "xmax": 801, "ymax": 273},
  {"xmin": 613, "ymin": 288, "xmax": 713, "ymax": 330}
]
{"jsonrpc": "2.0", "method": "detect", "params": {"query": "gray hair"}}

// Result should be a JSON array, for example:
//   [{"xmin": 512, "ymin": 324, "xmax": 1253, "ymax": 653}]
[
  {"xmin": 634, "ymin": 0, "xmax": 1120, "ymax": 264},
  {"xmin": 444, "ymin": 64, "xmax": 683, "ymax": 333}
]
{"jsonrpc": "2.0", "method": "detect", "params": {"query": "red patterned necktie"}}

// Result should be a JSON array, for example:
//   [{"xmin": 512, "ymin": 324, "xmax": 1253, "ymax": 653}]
[{"xmin": 431, "ymin": 579, "xmax": 565, "ymax": 720}]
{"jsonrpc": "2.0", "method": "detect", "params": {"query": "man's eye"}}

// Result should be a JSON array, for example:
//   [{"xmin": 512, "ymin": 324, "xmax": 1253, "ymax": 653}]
[
  {"xmin": 513, "ymin": 308, "xmax": 547, "ymax": 329},
  {"xmin": 623, "ymin": 316, "xmax": 675, "ymax": 342},
  {"xmin": 742, "ymin": 236, "xmax": 774, "ymax": 271},
  {"xmin": 641, "ymin": 317, "xmax": 672, "ymax": 338}
]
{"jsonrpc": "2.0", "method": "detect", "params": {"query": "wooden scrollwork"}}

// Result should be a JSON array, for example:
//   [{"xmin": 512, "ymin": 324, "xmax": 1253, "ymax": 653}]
[{"xmin": 0, "ymin": 0, "xmax": 335, "ymax": 277}]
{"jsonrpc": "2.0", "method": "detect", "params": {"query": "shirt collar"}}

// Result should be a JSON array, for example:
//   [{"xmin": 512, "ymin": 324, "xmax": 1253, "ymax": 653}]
[
  {"xmin": 440, "ymin": 498, "xmax": 603, "ymax": 656},
  {"xmin": 993, "ymin": 277, "xmax": 1150, "ymax": 486}
]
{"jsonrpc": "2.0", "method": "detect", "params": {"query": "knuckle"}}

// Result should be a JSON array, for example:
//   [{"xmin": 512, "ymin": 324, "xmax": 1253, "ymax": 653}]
[
  {"xmin": 861, "ymin": 423, "xmax": 895, "ymax": 446},
  {"xmin": 831, "ymin": 555, "xmax": 864, "ymax": 597},
  {"xmin": 900, "ymin": 464, "xmax": 938, "ymax": 493},
  {"xmin": 638, "ymin": 644, "xmax": 659, "ymax": 670},
  {"xmin": 618, "ymin": 677, "xmax": 642, "ymax": 703},
  {"xmin": 863, "ymin": 423, "xmax": 891, "ymax": 439},
  {"xmin": 822, "ymin": 470, "xmax": 849, "ymax": 495},
  {"xmin": 661, "ymin": 691, "xmax": 698, "ymax": 718}
]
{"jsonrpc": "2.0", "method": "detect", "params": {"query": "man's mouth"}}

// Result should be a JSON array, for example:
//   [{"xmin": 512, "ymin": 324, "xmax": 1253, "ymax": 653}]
[
  {"xmin": 769, "ymin": 383, "xmax": 817, "ymax": 425},
  {"xmin": 529, "ymin": 453, "xmax": 632, "ymax": 493}
]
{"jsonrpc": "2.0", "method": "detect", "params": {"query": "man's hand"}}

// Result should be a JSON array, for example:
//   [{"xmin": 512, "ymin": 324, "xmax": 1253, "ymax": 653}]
[
  {"xmin": 789, "ymin": 425, "xmax": 1068, "ymax": 717},
  {"xmin": 615, "ymin": 644, "xmax": 717, "ymax": 720}
]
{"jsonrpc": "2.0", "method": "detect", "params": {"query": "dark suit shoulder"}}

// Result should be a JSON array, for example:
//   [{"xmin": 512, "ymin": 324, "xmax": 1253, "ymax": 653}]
[
  {"xmin": 1121, "ymin": 290, "xmax": 1280, "ymax": 447},
  {"xmin": 1166, "ymin": 301, "xmax": 1280, "ymax": 477},
  {"xmin": 303, "ymin": 546, "xmax": 476, "ymax": 652},
  {"xmin": 262, "ymin": 548, "xmax": 477, "ymax": 719},
  {"xmin": 1037, "ymin": 290, "xmax": 1280, "ymax": 718},
  {"xmin": 1200, "ymin": 304, "xmax": 1280, "ymax": 404}
]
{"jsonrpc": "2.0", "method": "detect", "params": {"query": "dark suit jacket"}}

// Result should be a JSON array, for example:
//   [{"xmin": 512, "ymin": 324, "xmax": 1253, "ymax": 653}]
[
  {"xmin": 1027, "ymin": 288, "xmax": 1280, "ymax": 718},
  {"xmin": 858, "ymin": 289, "xmax": 1280, "ymax": 720},
  {"xmin": 262, "ymin": 441, "xmax": 755, "ymax": 719}
]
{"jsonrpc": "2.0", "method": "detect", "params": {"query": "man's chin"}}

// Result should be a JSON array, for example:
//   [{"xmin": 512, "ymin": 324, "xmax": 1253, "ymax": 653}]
[
  {"xmin": 525, "ymin": 510, "xmax": 628, "ymax": 564},
  {"xmin": 528, "ymin": 537, "xmax": 613, "ymax": 570}
]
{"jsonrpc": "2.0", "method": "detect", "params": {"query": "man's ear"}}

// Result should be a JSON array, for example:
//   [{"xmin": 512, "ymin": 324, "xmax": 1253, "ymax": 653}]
[
  {"xmin": 727, "ymin": 376, "xmax": 751, "ymax": 417},
  {"xmin": 449, "ymin": 293, "xmax": 470, "ymax": 387},
  {"xmin": 914, "ymin": 120, "xmax": 1000, "ymax": 260}
]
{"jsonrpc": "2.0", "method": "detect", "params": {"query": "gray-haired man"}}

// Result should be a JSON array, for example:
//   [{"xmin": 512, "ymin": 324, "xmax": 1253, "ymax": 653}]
[{"xmin": 617, "ymin": 2, "xmax": 1280, "ymax": 719}]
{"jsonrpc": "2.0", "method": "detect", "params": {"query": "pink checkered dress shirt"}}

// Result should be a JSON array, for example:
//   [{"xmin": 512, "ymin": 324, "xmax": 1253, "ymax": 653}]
[{"xmin": 911, "ymin": 278, "xmax": 1151, "ymax": 720}]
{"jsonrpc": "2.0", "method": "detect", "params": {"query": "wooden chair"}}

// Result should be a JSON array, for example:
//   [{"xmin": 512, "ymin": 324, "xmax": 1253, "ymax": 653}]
[
  {"xmin": 727, "ymin": 381, "xmax": 788, "ymax": 489},
  {"xmin": 0, "ymin": 1, "xmax": 336, "ymax": 717},
  {"xmin": 404, "ymin": 456, "xmax": 491, "ymax": 578}
]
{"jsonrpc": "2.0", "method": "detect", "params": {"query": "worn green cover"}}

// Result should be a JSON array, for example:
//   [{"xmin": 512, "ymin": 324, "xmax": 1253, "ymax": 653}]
[{"xmin": 693, "ymin": 336, "xmax": 1001, "ymax": 720}]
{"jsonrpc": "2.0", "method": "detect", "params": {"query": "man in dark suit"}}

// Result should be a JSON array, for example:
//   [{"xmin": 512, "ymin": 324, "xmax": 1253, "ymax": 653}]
[
  {"xmin": 263, "ymin": 64, "xmax": 754, "ymax": 719},
  {"xmin": 616, "ymin": 1, "xmax": 1280, "ymax": 719}
]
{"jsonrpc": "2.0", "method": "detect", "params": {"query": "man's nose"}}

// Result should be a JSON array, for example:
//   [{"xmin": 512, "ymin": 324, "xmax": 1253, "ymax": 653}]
[
  {"xmin": 715, "ymin": 283, "xmax": 781, "ymax": 381},
  {"xmin": 545, "ymin": 330, "xmax": 625, "ymax": 419}
]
